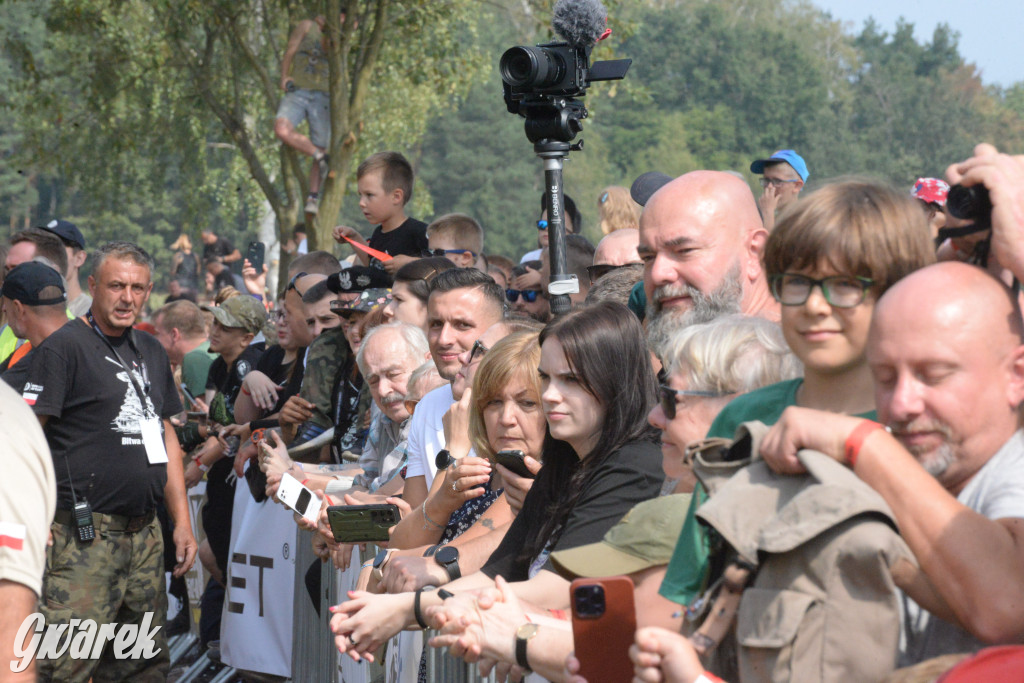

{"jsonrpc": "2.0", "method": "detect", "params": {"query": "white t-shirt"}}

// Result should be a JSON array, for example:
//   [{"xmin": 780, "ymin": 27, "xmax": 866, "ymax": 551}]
[
  {"xmin": 520, "ymin": 248, "xmax": 542, "ymax": 264},
  {"xmin": 0, "ymin": 381, "xmax": 56, "ymax": 596},
  {"xmin": 403, "ymin": 384, "xmax": 454, "ymax": 487},
  {"xmin": 900, "ymin": 429, "xmax": 1024, "ymax": 664}
]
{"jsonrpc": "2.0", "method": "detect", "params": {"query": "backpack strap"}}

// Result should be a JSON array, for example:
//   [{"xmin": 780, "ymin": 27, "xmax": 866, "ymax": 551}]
[{"xmin": 689, "ymin": 560, "xmax": 755, "ymax": 657}]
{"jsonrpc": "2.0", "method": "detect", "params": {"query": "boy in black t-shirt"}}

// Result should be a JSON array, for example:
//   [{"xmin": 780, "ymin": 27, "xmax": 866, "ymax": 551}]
[{"xmin": 333, "ymin": 150, "xmax": 428, "ymax": 278}]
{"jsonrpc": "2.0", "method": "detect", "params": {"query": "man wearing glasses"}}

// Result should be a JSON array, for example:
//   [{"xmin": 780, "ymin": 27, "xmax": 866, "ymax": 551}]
[{"xmin": 750, "ymin": 149, "xmax": 809, "ymax": 231}]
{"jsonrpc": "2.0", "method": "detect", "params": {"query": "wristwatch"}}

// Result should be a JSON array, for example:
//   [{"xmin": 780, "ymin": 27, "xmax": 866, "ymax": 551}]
[
  {"xmin": 435, "ymin": 449, "xmax": 454, "ymax": 470},
  {"xmin": 515, "ymin": 623, "xmax": 539, "ymax": 672},
  {"xmin": 434, "ymin": 545, "xmax": 461, "ymax": 581},
  {"xmin": 371, "ymin": 548, "xmax": 391, "ymax": 582}
]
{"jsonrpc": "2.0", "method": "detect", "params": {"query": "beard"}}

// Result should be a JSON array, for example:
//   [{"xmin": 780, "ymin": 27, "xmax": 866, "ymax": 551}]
[
  {"xmin": 646, "ymin": 265, "xmax": 743, "ymax": 357},
  {"xmin": 890, "ymin": 418, "xmax": 957, "ymax": 479}
]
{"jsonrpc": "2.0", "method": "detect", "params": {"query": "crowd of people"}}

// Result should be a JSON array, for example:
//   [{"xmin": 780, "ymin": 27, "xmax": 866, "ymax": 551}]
[{"xmin": 3, "ymin": 139, "xmax": 1024, "ymax": 683}]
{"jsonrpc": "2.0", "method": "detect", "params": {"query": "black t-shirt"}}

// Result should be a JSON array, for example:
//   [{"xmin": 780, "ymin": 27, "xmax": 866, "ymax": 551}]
[
  {"xmin": 481, "ymin": 439, "xmax": 664, "ymax": 582},
  {"xmin": 203, "ymin": 236, "xmax": 236, "ymax": 262},
  {"xmin": 255, "ymin": 344, "xmax": 304, "ymax": 415},
  {"xmin": 205, "ymin": 343, "xmax": 265, "ymax": 417},
  {"xmin": 367, "ymin": 217, "xmax": 428, "ymax": 271},
  {"xmin": 24, "ymin": 318, "xmax": 182, "ymax": 516},
  {"xmin": 1, "ymin": 347, "xmax": 33, "ymax": 391}
]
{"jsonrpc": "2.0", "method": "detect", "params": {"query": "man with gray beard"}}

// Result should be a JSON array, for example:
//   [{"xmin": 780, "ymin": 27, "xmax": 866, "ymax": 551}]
[
  {"xmin": 637, "ymin": 171, "xmax": 778, "ymax": 354},
  {"xmin": 759, "ymin": 262, "xmax": 1024, "ymax": 664}
]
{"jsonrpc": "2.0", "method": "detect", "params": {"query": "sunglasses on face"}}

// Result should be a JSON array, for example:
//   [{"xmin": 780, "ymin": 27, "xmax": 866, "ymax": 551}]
[
  {"xmin": 537, "ymin": 220, "xmax": 548, "ymax": 230},
  {"xmin": 421, "ymin": 248, "xmax": 478, "ymax": 258},
  {"xmin": 506, "ymin": 288, "xmax": 542, "ymax": 303},
  {"xmin": 658, "ymin": 384, "xmax": 733, "ymax": 420},
  {"xmin": 469, "ymin": 339, "xmax": 489, "ymax": 364}
]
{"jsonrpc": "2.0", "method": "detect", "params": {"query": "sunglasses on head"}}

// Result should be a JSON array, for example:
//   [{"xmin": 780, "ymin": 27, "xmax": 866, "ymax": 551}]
[
  {"xmin": 285, "ymin": 271, "xmax": 308, "ymax": 297},
  {"xmin": 658, "ymin": 384, "xmax": 733, "ymax": 420},
  {"xmin": 586, "ymin": 262, "xmax": 644, "ymax": 285},
  {"xmin": 506, "ymin": 288, "xmax": 542, "ymax": 303}
]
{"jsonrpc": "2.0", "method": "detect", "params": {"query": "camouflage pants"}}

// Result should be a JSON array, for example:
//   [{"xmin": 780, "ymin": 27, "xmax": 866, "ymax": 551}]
[{"xmin": 38, "ymin": 517, "xmax": 169, "ymax": 683}]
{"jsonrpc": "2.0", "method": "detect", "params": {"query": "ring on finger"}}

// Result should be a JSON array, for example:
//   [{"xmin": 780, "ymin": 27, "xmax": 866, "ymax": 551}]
[{"xmin": 451, "ymin": 481, "xmax": 458, "ymax": 493}]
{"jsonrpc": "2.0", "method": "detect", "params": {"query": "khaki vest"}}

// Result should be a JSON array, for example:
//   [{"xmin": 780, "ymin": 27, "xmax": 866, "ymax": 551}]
[{"xmin": 691, "ymin": 421, "xmax": 916, "ymax": 683}]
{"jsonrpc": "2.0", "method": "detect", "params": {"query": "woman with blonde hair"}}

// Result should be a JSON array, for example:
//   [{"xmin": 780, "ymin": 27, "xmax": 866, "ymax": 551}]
[
  {"xmin": 170, "ymin": 233, "xmax": 200, "ymax": 292},
  {"xmin": 598, "ymin": 185, "xmax": 642, "ymax": 235}
]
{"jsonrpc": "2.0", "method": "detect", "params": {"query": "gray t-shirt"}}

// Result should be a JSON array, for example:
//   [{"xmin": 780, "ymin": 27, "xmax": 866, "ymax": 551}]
[{"xmin": 900, "ymin": 429, "xmax": 1024, "ymax": 664}]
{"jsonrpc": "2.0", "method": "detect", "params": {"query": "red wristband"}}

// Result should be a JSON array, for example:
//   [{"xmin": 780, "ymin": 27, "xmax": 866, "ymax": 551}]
[
  {"xmin": 548, "ymin": 608, "xmax": 568, "ymax": 620},
  {"xmin": 301, "ymin": 479, "xmax": 310, "ymax": 487},
  {"xmin": 844, "ymin": 420, "xmax": 884, "ymax": 468},
  {"xmin": 694, "ymin": 673, "xmax": 726, "ymax": 683},
  {"xmin": 241, "ymin": 386, "xmax": 251, "ymax": 396}
]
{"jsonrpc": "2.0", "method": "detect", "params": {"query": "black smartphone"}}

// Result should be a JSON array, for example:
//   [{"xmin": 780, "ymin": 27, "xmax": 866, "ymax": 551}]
[
  {"xmin": 246, "ymin": 241, "xmax": 266, "ymax": 273},
  {"xmin": 494, "ymin": 449, "xmax": 535, "ymax": 479},
  {"xmin": 326, "ymin": 504, "xmax": 401, "ymax": 543},
  {"xmin": 181, "ymin": 383, "xmax": 198, "ymax": 408}
]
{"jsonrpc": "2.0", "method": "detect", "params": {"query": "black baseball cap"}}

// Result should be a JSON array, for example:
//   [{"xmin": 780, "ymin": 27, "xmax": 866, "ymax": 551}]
[
  {"xmin": 1, "ymin": 262, "xmax": 67, "ymax": 306},
  {"xmin": 326, "ymin": 266, "xmax": 391, "ymax": 294},
  {"xmin": 630, "ymin": 172, "xmax": 673, "ymax": 206},
  {"xmin": 40, "ymin": 219, "xmax": 86, "ymax": 250}
]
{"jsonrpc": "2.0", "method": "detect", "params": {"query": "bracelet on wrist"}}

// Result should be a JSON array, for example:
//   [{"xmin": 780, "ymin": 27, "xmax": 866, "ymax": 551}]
[
  {"xmin": 422, "ymin": 500, "xmax": 444, "ymax": 530},
  {"xmin": 193, "ymin": 456, "xmax": 210, "ymax": 473},
  {"xmin": 844, "ymin": 419, "xmax": 886, "ymax": 468}
]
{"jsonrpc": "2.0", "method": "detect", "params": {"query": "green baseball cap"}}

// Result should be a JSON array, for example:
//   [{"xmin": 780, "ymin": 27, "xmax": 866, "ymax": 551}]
[
  {"xmin": 202, "ymin": 295, "xmax": 267, "ymax": 335},
  {"xmin": 550, "ymin": 493, "xmax": 691, "ymax": 579}
]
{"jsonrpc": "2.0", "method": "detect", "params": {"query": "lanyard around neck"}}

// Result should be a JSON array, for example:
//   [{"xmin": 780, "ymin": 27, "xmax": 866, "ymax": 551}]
[{"xmin": 85, "ymin": 312, "xmax": 151, "ymax": 405}]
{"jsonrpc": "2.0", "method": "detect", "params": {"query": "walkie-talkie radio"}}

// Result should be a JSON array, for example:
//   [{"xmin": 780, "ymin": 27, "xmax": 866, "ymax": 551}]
[{"xmin": 73, "ymin": 499, "xmax": 95, "ymax": 542}]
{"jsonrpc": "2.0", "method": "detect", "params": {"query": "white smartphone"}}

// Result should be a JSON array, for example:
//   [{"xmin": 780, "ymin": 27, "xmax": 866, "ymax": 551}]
[{"xmin": 276, "ymin": 472, "xmax": 320, "ymax": 524}]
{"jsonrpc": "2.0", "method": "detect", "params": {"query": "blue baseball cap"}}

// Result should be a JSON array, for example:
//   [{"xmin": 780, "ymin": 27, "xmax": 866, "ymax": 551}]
[{"xmin": 750, "ymin": 150, "xmax": 809, "ymax": 182}]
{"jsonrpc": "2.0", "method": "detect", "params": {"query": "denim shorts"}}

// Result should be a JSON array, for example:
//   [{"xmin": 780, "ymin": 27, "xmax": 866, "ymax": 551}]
[{"xmin": 276, "ymin": 88, "xmax": 330, "ymax": 149}]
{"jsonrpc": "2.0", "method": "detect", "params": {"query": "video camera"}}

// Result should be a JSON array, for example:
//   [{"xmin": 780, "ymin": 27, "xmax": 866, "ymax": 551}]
[{"xmin": 500, "ymin": 0, "xmax": 630, "ymax": 143}]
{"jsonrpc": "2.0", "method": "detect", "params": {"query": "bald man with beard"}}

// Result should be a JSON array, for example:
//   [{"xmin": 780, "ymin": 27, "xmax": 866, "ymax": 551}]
[
  {"xmin": 760, "ymin": 261, "xmax": 1024, "ymax": 663},
  {"xmin": 638, "ymin": 171, "xmax": 778, "ymax": 354}
]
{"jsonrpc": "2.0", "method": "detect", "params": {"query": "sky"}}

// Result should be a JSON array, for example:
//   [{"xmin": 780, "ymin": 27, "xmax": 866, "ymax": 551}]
[{"xmin": 812, "ymin": 0, "xmax": 1024, "ymax": 88}]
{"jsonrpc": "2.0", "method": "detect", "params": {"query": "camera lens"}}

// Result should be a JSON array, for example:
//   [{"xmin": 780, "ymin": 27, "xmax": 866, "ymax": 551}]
[
  {"xmin": 500, "ymin": 46, "xmax": 566, "ymax": 89},
  {"xmin": 947, "ymin": 184, "xmax": 992, "ymax": 225}
]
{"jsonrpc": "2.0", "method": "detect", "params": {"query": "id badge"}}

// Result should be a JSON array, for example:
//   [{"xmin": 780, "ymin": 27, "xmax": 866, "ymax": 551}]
[{"xmin": 141, "ymin": 416, "xmax": 169, "ymax": 464}]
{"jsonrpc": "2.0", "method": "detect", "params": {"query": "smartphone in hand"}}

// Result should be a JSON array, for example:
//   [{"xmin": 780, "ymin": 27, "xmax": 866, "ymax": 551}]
[
  {"xmin": 326, "ymin": 504, "xmax": 401, "ymax": 543},
  {"xmin": 246, "ymin": 241, "xmax": 266, "ymax": 273},
  {"xmin": 494, "ymin": 449, "xmax": 535, "ymax": 479},
  {"xmin": 276, "ymin": 472, "xmax": 319, "ymax": 524},
  {"xmin": 571, "ymin": 576, "xmax": 637, "ymax": 683}
]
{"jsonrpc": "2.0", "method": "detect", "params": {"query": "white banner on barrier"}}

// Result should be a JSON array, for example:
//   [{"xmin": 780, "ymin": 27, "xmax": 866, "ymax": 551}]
[{"xmin": 220, "ymin": 476, "xmax": 298, "ymax": 677}]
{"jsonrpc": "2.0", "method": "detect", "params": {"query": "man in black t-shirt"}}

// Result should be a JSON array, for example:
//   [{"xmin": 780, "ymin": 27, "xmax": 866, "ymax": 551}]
[
  {"xmin": 24, "ymin": 241, "xmax": 195, "ymax": 682},
  {"xmin": 200, "ymin": 229, "xmax": 241, "ymax": 264}
]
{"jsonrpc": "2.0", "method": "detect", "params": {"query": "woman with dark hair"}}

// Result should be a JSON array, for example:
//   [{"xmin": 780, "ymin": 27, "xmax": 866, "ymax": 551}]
[
  {"xmin": 329, "ymin": 301, "xmax": 664, "ymax": 661},
  {"xmin": 381, "ymin": 256, "xmax": 457, "ymax": 332}
]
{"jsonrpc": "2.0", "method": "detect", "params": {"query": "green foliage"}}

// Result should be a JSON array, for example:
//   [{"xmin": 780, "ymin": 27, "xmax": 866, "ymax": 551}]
[{"xmin": 3, "ymin": 0, "xmax": 1024, "ymax": 273}]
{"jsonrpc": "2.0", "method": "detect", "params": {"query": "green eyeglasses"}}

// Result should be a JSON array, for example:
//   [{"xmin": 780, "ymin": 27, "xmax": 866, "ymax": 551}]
[{"xmin": 769, "ymin": 274, "xmax": 874, "ymax": 309}]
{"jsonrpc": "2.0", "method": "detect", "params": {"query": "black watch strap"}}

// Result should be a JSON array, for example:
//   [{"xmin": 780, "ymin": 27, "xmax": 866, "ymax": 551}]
[
  {"xmin": 435, "ymin": 546, "xmax": 461, "ymax": 581},
  {"xmin": 413, "ymin": 585, "xmax": 436, "ymax": 630},
  {"xmin": 423, "ymin": 544, "xmax": 440, "ymax": 557}
]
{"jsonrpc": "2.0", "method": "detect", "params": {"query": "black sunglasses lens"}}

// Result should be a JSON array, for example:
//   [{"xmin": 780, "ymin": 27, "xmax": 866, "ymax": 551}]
[
  {"xmin": 522, "ymin": 290, "xmax": 539, "ymax": 303},
  {"xmin": 505, "ymin": 289, "xmax": 519, "ymax": 303},
  {"xmin": 660, "ymin": 386, "xmax": 676, "ymax": 420}
]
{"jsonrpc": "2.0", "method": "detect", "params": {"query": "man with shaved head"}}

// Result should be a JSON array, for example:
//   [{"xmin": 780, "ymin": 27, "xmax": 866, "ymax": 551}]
[
  {"xmin": 638, "ymin": 171, "xmax": 777, "ymax": 353},
  {"xmin": 760, "ymin": 261, "xmax": 1024, "ymax": 663}
]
